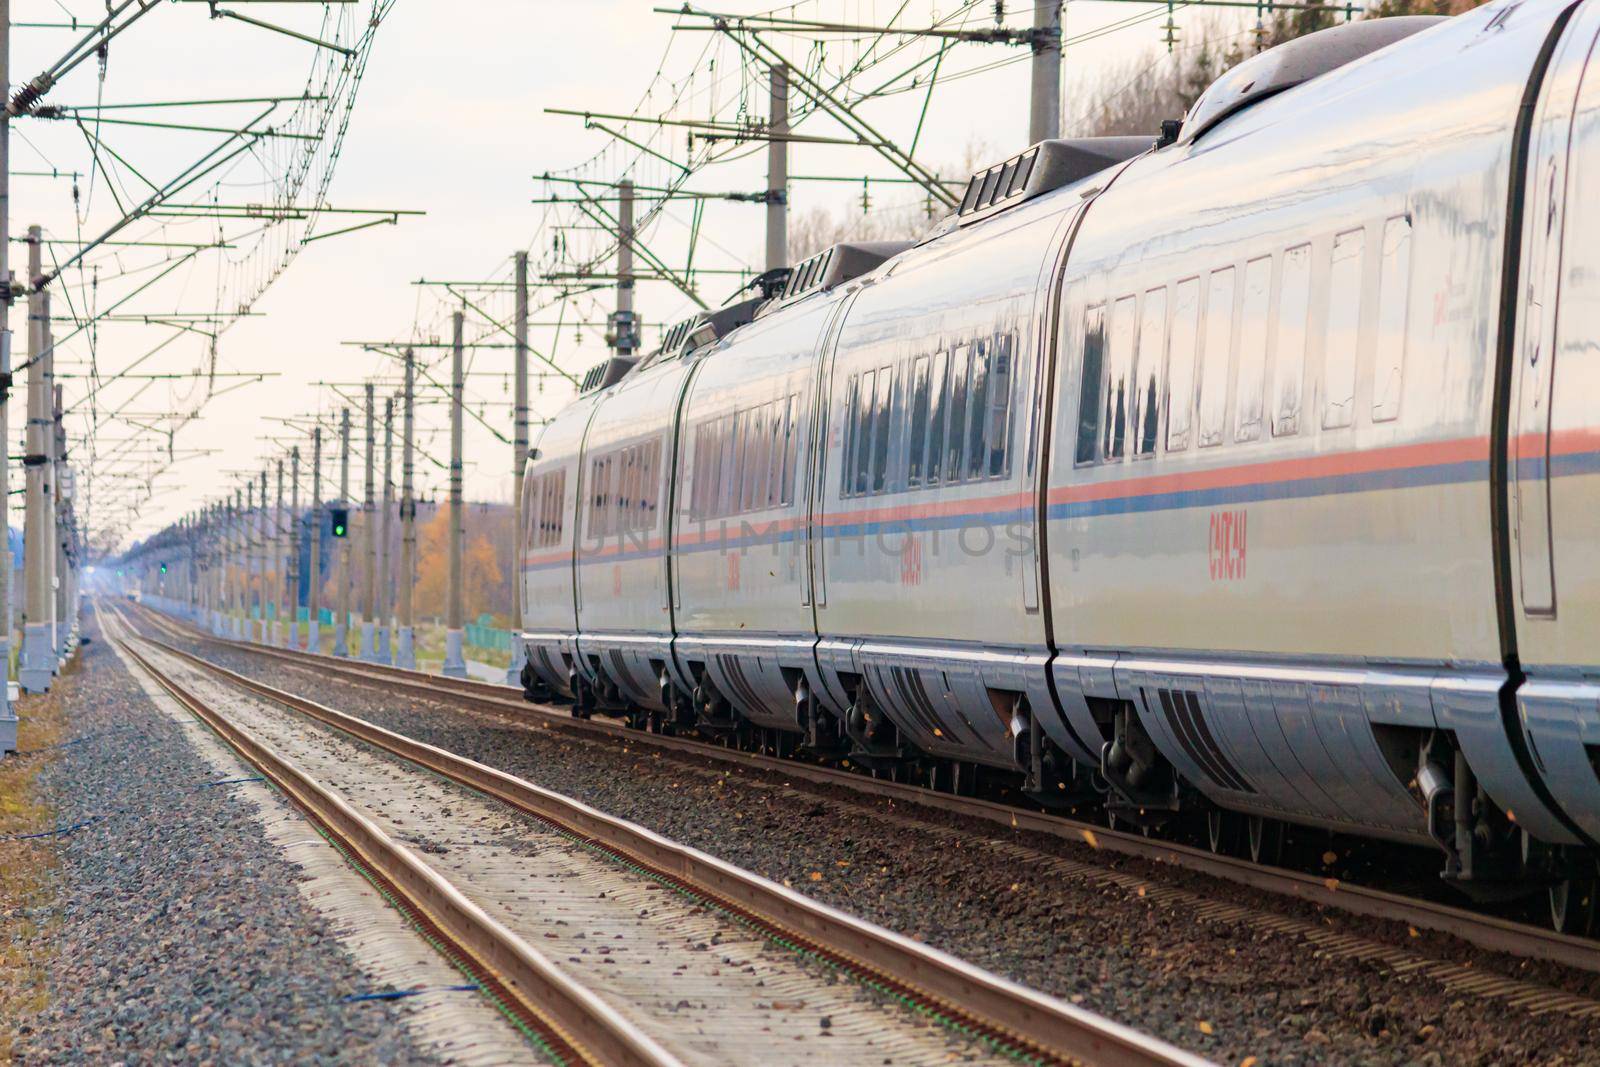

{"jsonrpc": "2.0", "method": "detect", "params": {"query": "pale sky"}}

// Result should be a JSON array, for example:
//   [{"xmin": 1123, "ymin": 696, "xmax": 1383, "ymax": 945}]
[{"xmin": 5, "ymin": 0, "xmax": 1259, "ymax": 553}]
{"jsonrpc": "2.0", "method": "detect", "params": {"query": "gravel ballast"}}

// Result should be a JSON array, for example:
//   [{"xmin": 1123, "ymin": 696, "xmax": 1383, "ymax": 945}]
[
  {"xmin": 150, "ymin": 614, "xmax": 1600, "ymax": 1067},
  {"xmin": 11, "ymin": 610, "xmax": 438, "ymax": 1065}
]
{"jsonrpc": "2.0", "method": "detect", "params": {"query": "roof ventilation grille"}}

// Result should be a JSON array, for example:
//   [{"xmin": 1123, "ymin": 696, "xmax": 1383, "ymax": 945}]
[
  {"xmin": 778, "ymin": 240, "xmax": 912, "ymax": 303},
  {"xmin": 956, "ymin": 136, "xmax": 1151, "ymax": 224},
  {"xmin": 578, "ymin": 355, "xmax": 639, "ymax": 395}
]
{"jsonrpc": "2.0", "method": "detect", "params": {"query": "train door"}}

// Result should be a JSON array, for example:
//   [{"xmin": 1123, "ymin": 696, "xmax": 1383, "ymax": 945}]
[{"xmin": 1512, "ymin": 81, "xmax": 1573, "ymax": 619}]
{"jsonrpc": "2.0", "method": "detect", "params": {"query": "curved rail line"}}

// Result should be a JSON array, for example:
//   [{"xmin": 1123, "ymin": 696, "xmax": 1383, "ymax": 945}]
[
  {"xmin": 126, "ymin": 603, "xmax": 1600, "ymax": 979},
  {"xmin": 110, "ymin": 607, "xmax": 1204, "ymax": 1067}
]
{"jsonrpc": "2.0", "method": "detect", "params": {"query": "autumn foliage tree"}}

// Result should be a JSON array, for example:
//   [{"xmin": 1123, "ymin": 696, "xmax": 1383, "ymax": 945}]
[{"xmin": 413, "ymin": 505, "xmax": 510, "ymax": 626}]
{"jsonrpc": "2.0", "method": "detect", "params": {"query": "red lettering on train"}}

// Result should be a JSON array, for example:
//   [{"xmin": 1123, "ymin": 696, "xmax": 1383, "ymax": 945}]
[
  {"xmin": 726, "ymin": 552, "xmax": 741, "ymax": 592},
  {"xmin": 612, "ymin": 564, "xmax": 622, "ymax": 597},
  {"xmin": 1208, "ymin": 509, "xmax": 1247, "ymax": 581},
  {"xmin": 899, "ymin": 534, "xmax": 923, "ymax": 586}
]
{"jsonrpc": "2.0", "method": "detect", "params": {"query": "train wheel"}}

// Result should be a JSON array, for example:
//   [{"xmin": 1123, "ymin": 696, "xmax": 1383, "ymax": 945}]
[
  {"xmin": 1207, "ymin": 810, "xmax": 1243, "ymax": 856},
  {"xmin": 1548, "ymin": 879, "xmax": 1598, "ymax": 936},
  {"xmin": 1247, "ymin": 815, "xmax": 1284, "ymax": 866}
]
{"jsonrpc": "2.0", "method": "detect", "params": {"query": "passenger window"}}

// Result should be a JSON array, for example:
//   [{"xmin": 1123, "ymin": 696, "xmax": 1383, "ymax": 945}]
[
  {"xmin": 985, "ymin": 333, "xmax": 1013, "ymax": 477},
  {"xmin": 752, "ymin": 404, "xmax": 771, "ymax": 511},
  {"xmin": 779, "ymin": 395, "xmax": 796, "ymax": 506},
  {"xmin": 719, "ymin": 414, "xmax": 739, "ymax": 516},
  {"xmin": 1273, "ymin": 244, "xmax": 1311, "ymax": 437},
  {"xmin": 871, "ymin": 364, "xmax": 893, "ymax": 494},
  {"xmin": 1103, "ymin": 295, "xmax": 1137, "ymax": 461},
  {"xmin": 1132, "ymin": 288, "xmax": 1165, "ymax": 456},
  {"xmin": 908, "ymin": 355, "xmax": 931, "ymax": 487},
  {"xmin": 853, "ymin": 370, "xmax": 875, "ymax": 497},
  {"xmin": 966, "ymin": 340, "xmax": 991, "ymax": 480},
  {"xmin": 1373, "ymin": 216, "xmax": 1411, "ymax": 423},
  {"xmin": 1235, "ymin": 256, "xmax": 1272, "ymax": 442},
  {"xmin": 947, "ymin": 345, "xmax": 971, "ymax": 479},
  {"xmin": 1165, "ymin": 279, "xmax": 1199, "ymax": 452},
  {"xmin": 1324, "ymin": 228, "xmax": 1364, "ymax": 429},
  {"xmin": 1075, "ymin": 306, "xmax": 1106, "ymax": 465},
  {"xmin": 841, "ymin": 376, "xmax": 859, "ymax": 497},
  {"xmin": 1197, "ymin": 267, "xmax": 1235, "ymax": 448},
  {"xmin": 926, "ymin": 350, "xmax": 948, "ymax": 485}
]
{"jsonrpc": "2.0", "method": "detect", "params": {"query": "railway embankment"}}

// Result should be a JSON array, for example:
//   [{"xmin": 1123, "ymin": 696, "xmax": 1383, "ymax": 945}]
[{"xmin": 0, "ymin": 610, "xmax": 510, "ymax": 1064}]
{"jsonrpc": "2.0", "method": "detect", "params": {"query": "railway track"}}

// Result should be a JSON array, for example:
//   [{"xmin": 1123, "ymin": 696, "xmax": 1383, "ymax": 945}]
[
  {"xmin": 125, "ymin": 600, "xmax": 1600, "ymax": 985},
  {"xmin": 104, "ymin": 603, "xmax": 1204, "ymax": 1067}
]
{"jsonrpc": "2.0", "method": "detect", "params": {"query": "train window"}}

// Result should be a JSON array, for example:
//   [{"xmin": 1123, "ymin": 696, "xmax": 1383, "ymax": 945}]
[
  {"xmin": 985, "ymin": 333, "xmax": 1014, "ymax": 477},
  {"xmin": 536, "ymin": 472, "xmax": 560, "ymax": 546},
  {"xmin": 841, "ymin": 376, "xmax": 860, "ymax": 498},
  {"xmin": 1273, "ymin": 244, "xmax": 1311, "ymax": 437},
  {"xmin": 1235, "ymin": 256, "xmax": 1272, "ymax": 443},
  {"xmin": 589, "ymin": 454, "xmax": 610, "ymax": 538},
  {"xmin": 617, "ymin": 448, "xmax": 634, "ymax": 530},
  {"xmin": 1373, "ymin": 216, "xmax": 1411, "ymax": 422},
  {"xmin": 1323, "ymin": 229, "xmax": 1364, "ymax": 429},
  {"xmin": 779, "ymin": 395, "xmax": 796, "ymax": 506},
  {"xmin": 719, "ymin": 413, "xmax": 740, "ymax": 517},
  {"xmin": 1196, "ymin": 267, "xmax": 1235, "ymax": 448},
  {"xmin": 926, "ymin": 349, "xmax": 948, "ymax": 486},
  {"xmin": 966, "ymin": 340, "xmax": 992, "ymax": 479},
  {"xmin": 522, "ymin": 470, "xmax": 540, "ymax": 550},
  {"xmin": 1165, "ymin": 279, "xmax": 1199, "ymax": 452},
  {"xmin": 743, "ymin": 406, "xmax": 765, "ymax": 513},
  {"xmin": 908, "ymin": 355, "xmax": 931, "ymax": 487},
  {"xmin": 1076, "ymin": 306, "xmax": 1106, "ymax": 465},
  {"xmin": 1132, "ymin": 288, "xmax": 1166, "ymax": 456},
  {"xmin": 643, "ymin": 440, "xmax": 660, "ymax": 525},
  {"xmin": 854, "ymin": 369, "xmax": 876, "ymax": 496},
  {"xmin": 871, "ymin": 364, "xmax": 894, "ymax": 494},
  {"xmin": 1103, "ymin": 295, "xmax": 1137, "ymax": 461},
  {"xmin": 947, "ymin": 345, "xmax": 971, "ymax": 478}
]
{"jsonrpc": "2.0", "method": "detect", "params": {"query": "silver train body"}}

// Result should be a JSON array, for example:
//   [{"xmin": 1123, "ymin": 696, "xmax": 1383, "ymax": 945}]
[{"xmin": 521, "ymin": 0, "xmax": 1600, "ymax": 882}]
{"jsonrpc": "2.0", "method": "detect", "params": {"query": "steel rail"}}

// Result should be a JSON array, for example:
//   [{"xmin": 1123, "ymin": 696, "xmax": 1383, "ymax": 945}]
[
  {"xmin": 104, "ymin": 615, "xmax": 681, "ymax": 1067},
  {"xmin": 129, "ymin": 620, "xmax": 1208, "ymax": 1067},
  {"xmin": 128, "ymin": 603, "xmax": 1600, "ymax": 976}
]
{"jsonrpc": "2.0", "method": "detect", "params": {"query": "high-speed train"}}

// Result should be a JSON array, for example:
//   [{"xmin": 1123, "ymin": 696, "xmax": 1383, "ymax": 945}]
[{"xmin": 519, "ymin": 1, "xmax": 1600, "ymax": 929}]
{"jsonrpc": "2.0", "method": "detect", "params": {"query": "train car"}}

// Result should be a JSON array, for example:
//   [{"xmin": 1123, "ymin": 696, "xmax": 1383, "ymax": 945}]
[
  {"xmin": 521, "ymin": 0, "xmax": 1600, "ymax": 925},
  {"xmin": 518, "ymin": 391, "xmax": 599, "ymax": 699},
  {"xmin": 669, "ymin": 277, "xmax": 853, "ymax": 742}
]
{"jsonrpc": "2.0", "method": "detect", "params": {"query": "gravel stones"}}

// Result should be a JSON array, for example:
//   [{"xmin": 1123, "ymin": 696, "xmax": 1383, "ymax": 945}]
[
  {"xmin": 12, "ymin": 614, "xmax": 436, "ymax": 1065},
  {"xmin": 165, "ymin": 628, "xmax": 1600, "ymax": 1067}
]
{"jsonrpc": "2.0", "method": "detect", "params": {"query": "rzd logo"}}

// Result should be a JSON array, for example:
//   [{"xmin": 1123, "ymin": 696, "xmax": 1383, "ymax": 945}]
[
  {"xmin": 899, "ymin": 533, "xmax": 923, "ymax": 586},
  {"xmin": 1208, "ymin": 509, "xmax": 1247, "ymax": 581}
]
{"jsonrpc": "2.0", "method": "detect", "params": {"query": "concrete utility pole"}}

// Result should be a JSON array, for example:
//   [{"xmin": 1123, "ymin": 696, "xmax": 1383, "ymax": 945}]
[
  {"xmin": 766, "ymin": 63, "xmax": 789, "ymax": 272},
  {"xmin": 397, "ymin": 347, "xmax": 416, "ymax": 669},
  {"xmin": 232, "ymin": 488, "xmax": 244, "ymax": 639},
  {"xmin": 506, "ymin": 251, "xmax": 529, "ymax": 687},
  {"xmin": 308, "ymin": 426, "xmax": 323, "ymax": 652},
  {"xmin": 256, "ymin": 468, "xmax": 268, "ymax": 642},
  {"xmin": 51, "ymin": 382, "xmax": 65, "ymax": 655},
  {"xmin": 0, "ymin": 0, "xmax": 16, "ymax": 751},
  {"xmin": 287, "ymin": 446, "xmax": 301, "ymax": 649},
  {"xmin": 334, "ymin": 406, "xmax": 351, "ymax": 657},
  {"xmin": 614, "ymin": 180, "xmax": 637, "ymax": 357},
  {"xmin": 1028, "ymin": 1, "xmax": 1062, "ymax": 145},
  {"xmin": 378, "ymin": 395, "xmax": 394, "ymax": 662},
  {"xmin": 360, "ymin": 383, "xmax": 377, "ymax": 661},
  {"xmin": 246, "ymin": 481, "xmax": 258, "ymax": 640},
  {"xmin": 272, "ymin": 459, "xmax": 285, "ymax": 646},
  {"xmin": 443, "ymin": 311, "xmax": 467, "ymax": 678},
  {"xmin": 19, "ymin": 226, "xmax": 52, "ymax": 693}
]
